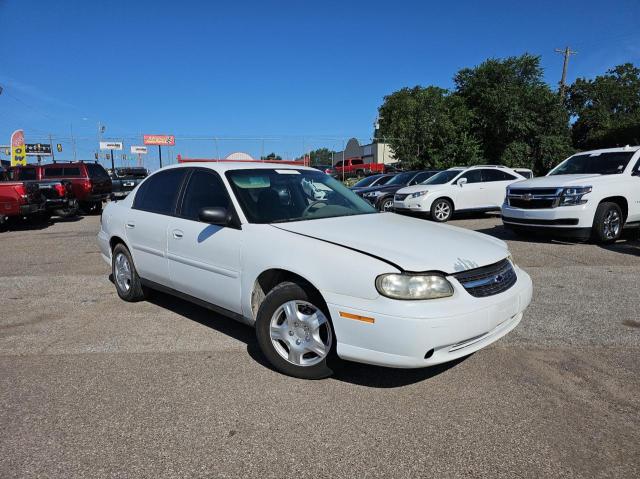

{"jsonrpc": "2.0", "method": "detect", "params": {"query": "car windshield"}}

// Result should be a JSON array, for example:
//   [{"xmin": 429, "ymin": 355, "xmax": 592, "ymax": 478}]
[
  {"xmin": 226, "ymin": 169, "xmax": 377, "ymax": 224},
  {"xmin": 422, "ymin": 170, "xmax": 461, "ymax": 184},
  {"xmin": 352, "ymin": 175, "xmax": 379, "ymax": 188},
  {"xmin": 385, "ymin": 171, "xmax": 414, "ymax": 186},
  {"xmin": 548, "ymin": 152, "xmax": 635, "ymax": 176}
]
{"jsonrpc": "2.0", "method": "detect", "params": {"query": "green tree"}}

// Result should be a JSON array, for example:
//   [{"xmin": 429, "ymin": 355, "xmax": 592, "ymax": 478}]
[
  {"xmin": 454, "ymin": 54, "xmax": 573, "ymax": 174},
  {"xmin": 260, "ymin": 152, "xmax": 282, "ymax": 161},
  {"xmin": 566, "ymin": 63, "xmax": 640, "ymax": 149},
  {"xmin": 306, "ymin": 148, "xmax": 336, "ymax": 165},
  {"xmin": 377, "ymin": 86, "xmax": 482, "ymax": 169}
]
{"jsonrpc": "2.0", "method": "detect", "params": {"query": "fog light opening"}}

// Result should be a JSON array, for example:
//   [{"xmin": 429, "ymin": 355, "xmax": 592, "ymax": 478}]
[{"xmin": 424, "ymin": 348, "xmax": 435, "ymax": 359}]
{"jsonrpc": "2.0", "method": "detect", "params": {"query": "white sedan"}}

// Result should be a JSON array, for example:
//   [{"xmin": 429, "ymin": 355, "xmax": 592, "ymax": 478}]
[
  {"xmin": 394, "ymin": 165, "xmax": 529, "ymax": 222},
  {"xmin": 98, "ymin": 162, "xmax": 533, "ymax": 379}
]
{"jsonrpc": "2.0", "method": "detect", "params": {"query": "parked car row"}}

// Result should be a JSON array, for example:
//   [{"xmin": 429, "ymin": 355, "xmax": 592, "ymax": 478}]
[{"xmin": 0, "ymin": 161, "xmax": 148, "ymax": 228}]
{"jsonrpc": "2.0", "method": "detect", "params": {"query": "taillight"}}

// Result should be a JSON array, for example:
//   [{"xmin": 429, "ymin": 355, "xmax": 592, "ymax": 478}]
[
  {"xmin": 82, "ymin": 179, "xmax": 92, "ymax": 191},
  {"xmin": 13, "ymin": 184, "xmax": 27, "ymax": 203},
  {"xmin": 54, "ymin": 183, "xmax": 66, "ymax": 197}
]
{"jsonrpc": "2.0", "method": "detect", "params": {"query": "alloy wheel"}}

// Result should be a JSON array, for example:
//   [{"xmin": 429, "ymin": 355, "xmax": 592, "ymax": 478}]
[
  {"xmin": 434, "ymin": 201, "xmax": 451, "ymax": 221},
  {"xmin": 381, "ymin": 199, "xmax": 394, "ymax": 211},
  {"xmin": 269, "ymin": 300, "xmax": 332, "ymax": 367},
  {"xmin": 114, "ymin": 252, "xmax": 132, "ymax": 292},
  {"xmin": 603, "ymin": 209, "xmax": 621, "ymax": 240}
]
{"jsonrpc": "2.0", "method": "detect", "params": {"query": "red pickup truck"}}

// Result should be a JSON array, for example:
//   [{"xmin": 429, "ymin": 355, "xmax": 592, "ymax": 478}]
[
  {"xmin": 326, "ymin": 157, "xmax": 386, "ymax": 179},
  {"xmin": 0, "ymin": 181, "xmax": 43, "ymax": 226},
  {"xmin": 10, "ymin": 162, "xmax": 112, "ymax": 214}
]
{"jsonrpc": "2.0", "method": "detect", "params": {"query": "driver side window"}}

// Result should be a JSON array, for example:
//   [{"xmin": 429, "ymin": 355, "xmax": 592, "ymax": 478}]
[
  {"xmin": 460, "ymin": 170, "xmax": 482, "ymax": 183},
  {"xmin": 179, "ymin": 169, "xmax": 230, "ymax": 221}
]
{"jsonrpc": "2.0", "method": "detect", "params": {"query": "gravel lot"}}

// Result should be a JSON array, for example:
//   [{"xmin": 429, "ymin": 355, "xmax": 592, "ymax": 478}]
[{"xmin": 1, "ymin": 213, "xmax": 639, "ymax": 478}]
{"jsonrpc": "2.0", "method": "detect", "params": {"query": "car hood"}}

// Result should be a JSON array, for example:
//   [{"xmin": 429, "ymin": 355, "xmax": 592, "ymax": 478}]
[
  {"xmin": 272, "ymin": 213, "xmax": 508, "ymax": 274},
  {"xmin": 396, "ymin": 183, "xmax": 450, "ymax": 195},
  {"xmin": 512, "ymin": 174, "xmax": 603, "ymax": 188}
]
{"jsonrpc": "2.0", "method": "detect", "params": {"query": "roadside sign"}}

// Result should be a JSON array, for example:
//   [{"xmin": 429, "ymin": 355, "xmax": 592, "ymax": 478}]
[
  {"xmin": 99, "ymin": 141, "xmax": 123, "ymax": 151},
  {"xmin": 10, "ymin": 130, "xmax": 26, "ymax": 166},
  {"xmin": 25, "ymin": 143, "xmax": 52, "ymax": 155},
  {"xmin": 131, "ymin": 146, "xmax": 148, "ymax": 154},
  {"xmin": 143, "ymin": 134, "xmax": 175, "ymax": 146}
]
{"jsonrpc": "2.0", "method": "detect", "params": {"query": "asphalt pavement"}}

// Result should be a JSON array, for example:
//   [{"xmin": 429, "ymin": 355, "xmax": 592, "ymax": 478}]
[{"xmin": 1, "ymin": 213, "xmax": 639, "ymax": 478}]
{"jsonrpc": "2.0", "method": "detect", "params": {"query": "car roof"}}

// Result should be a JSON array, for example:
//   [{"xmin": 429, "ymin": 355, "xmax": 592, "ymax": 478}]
[
  {"xmin": 156, "ymin": 161, "xmax": 317, "ymax": 174},
  {"xmin": 572, "ymin": 145, "xmax": 640, "ymax": 154}
]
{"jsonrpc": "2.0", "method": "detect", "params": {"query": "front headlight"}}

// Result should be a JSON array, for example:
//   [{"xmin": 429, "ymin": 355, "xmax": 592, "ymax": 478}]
[
  {"xmin": 559, "ymin": 186, "xmax": 592, "ymax": 206},
  {"xmin": 375, "ymin": 273, "xmax": 454, "ymax": 300},
  {"xmin": 363, "ymin": 191, "xmax": 382, "ymax": 198},
  {"xmin": 410, "ymin": 190, "xmax": 428, "ymax": 198}
]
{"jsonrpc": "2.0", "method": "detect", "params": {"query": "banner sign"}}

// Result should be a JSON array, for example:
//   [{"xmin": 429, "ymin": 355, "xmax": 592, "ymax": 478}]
[
  {"xmin": 10, "ymin": 130, "xmax": 26, "ymax": 166},
  {"xmin": 143, "ymin": 134, "xmax": 175, "ymax": 146},
  {"xmin": 99, "ymin": 141, "xmax": 123, "ymax": 151},
  {"xmin": 131, "ymin": 146, "xmax": 148, "ymax": 154},
  {"xmin": 25, "ymin": 143, "xmax": 52, "ymax": 155}
]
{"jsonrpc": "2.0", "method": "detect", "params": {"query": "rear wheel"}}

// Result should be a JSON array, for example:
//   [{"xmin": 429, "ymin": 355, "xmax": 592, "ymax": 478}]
[
  {"xmin": 430, "ymin": 198, "xmax": 453, "ymax": 222},
  {"xmin": 256, "ymin": 282, "xmax": 334, "ymax": 379},
  {"xmin": 112, "ymin": 243, "xmax": 146, "ymax": 302},
  {"xmin": 592, "ymin": 202, "xmax": 623, "ymax": 244}
]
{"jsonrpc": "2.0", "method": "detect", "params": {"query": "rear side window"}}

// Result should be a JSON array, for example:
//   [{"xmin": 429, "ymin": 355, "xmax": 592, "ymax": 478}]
[
  {"xmin": 19, "ymin": 169, "xmax": 38, "ymax": 181},
  {"xmin": 86, "ymin": 163, "xmax": 110, "ymax": 179},
  {"xmin": 352, "ymin": 159, "xmax": 364, "ymax": 165},
  {"xmin": 133, "ymin": 169, "xmax": 187, "ymax": 215},
  {"xmin": 43, "ymin": 166, "xmax": 81, "ymax": 177},
  {"xmin": 412, "ymin": 171, "xmax": 435, "ymax": 184},
  {"xmin": 179, "ymin": 169, "xmax": 230, "ymax": 221},
  {"xmin": 482, "ymin": 169, "xmax": 517, "ymax": 182}
]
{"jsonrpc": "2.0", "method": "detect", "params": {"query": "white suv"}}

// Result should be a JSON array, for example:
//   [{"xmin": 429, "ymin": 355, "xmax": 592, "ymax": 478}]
[
  {"xmin": 394, "ymin": 165, "xmax": 528, "ymax": 222},
  {"xmin": 502, "ymin": 146, "xmax": 640, "ymax": 243}
]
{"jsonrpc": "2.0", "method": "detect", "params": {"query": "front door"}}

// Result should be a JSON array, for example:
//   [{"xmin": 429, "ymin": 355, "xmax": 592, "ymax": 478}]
[
  {"xmin": 167, "ymin": 168, "xmax": 243, "ymax": 314},
  {"xmin": 455, "ymin": 170, "xmax": 488, "ymax": 210}
]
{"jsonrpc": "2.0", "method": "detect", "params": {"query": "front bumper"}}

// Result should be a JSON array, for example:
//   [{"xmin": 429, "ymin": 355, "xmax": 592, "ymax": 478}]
[
  {"xmin": 501, "ymin": 203, "xmax": 594, "ymax": 228},
  {"xmin": 393, "ymin": 196, "xmax": 431, "ymax": 213},
  {"xmin": 324, "ymin": 266, "xmax": 533, "ymax": 368}
]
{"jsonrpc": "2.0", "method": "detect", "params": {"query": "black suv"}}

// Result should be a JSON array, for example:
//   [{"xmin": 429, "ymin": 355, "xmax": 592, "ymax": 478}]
[{"xmin": 355, "ymin": 170, "xmax": 439, "ymax": 211}]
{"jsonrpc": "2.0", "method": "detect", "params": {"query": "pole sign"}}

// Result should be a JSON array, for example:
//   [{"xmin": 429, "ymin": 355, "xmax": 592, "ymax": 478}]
[
  {"xmin": 99, "ymin": 141, "xmax": 123, "ymax": 151},
  {"xmin": 25, "ymin": 143, "xmax": 52, "ymax": 155},
  {"xmin": 10, "ymin": 130, "xmax": 26, "ymax": 166},
  {"xmin": 143, "ymin": 134, "xmax": 175, "ymax": 146},
  {"xmin": 131, "ymin": 146, "xmax": 148, "ymax": 154}
]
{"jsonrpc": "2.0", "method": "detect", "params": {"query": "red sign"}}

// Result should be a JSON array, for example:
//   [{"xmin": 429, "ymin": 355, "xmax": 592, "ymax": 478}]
[{"xmin": 143, "ymin": 134, "xmax": 175, "ymax": 146}]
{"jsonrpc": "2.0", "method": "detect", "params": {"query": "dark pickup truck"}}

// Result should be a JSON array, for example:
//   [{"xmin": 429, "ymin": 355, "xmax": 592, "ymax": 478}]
[{"xmin": 109, "ymin": 167, "xmax": 148, "ymax": 199}]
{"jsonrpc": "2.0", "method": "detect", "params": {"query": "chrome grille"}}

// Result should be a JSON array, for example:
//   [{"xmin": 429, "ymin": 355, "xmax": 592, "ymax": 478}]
[
  {"xmin": 453, "ymin": 259, "xmax": 517, "ymax": 298},
  {"xmin": 507, "ymin": 188, "xmax": 562, "ymax": 209}
]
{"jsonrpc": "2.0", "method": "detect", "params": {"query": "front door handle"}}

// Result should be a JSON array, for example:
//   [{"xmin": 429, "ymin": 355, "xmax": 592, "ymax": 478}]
[
  {"xmin": 172, "ymin": 229, "xmax": 184, "ymax": 239},
  {"xmin": 125, "ymin": 222, "xmax": 136, "ymax": 229}
]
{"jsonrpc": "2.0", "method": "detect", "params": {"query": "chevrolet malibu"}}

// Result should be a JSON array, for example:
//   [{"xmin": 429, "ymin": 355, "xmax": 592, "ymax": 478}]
[{"xmin": 98, "ymin": 162, "xmax": 533, "ymax": 379}]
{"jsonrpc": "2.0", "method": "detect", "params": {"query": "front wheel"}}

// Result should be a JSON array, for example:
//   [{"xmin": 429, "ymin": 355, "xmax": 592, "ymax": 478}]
[
  {"xmin": 592, "ymin": 202, "xmax": 623, "ymax": 244},
  {"xmin": 256, "ymin": 282, "xmax": 334, "ymax": 379},
  {"xmin": 430, "ymin": 198, "xmax": 453, "ymax": 222},
  {"xmin": 378, "ymin": 196, "xmax": 394, "ymax": 212}
]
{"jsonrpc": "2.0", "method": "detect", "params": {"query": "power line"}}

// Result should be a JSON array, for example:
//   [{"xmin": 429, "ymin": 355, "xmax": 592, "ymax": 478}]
[{"xmin": 555, "ymin": 46, "xmax": 577, "ymax": 97}]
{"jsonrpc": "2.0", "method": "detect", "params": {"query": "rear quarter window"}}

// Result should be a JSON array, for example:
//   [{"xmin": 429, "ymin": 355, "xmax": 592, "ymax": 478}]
[{"xmin": 85, "ymin": 163, "xmax": 110, "ymax": 179}]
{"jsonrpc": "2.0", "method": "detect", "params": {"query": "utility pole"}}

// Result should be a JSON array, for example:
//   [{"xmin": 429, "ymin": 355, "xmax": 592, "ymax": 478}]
[{"xmin": 555, "ymin": 46, "xmax": 577, "ymax": 97}]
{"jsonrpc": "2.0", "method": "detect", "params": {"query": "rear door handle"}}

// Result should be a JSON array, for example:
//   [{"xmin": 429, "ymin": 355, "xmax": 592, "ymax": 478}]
[
  {"xmin": 125, "ymin": 222, "xmax": 135, "ymax": 229},
  {"xmin": 172, "ymin": 229, "xmax": 184, "ymax": 239}
]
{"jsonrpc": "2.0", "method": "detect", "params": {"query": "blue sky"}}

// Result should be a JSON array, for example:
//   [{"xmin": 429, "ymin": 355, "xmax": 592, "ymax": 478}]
[{"xmin": 1, "ymin": 0, "xmax": 639, "ymax": 169}]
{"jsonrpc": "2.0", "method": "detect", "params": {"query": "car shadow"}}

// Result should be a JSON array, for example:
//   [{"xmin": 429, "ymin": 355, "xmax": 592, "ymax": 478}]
[{"xmin": 137, "ymin": 288, "xmax": 466, "ymax": 387}]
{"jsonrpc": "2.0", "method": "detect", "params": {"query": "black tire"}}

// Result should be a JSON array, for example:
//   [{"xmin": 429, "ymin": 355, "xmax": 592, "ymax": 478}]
[
  {"xmin": 112, "ymin": 243, "xmax": 146, "ymax": 302},
  {"xmin": 430, "ymin": 198, "xmax": 453, "ymax": 222},
  {"xmin": 355, "ymin": 169, "xmax": 365, "ymax": 178},
  {"xmin": 592, "ymin": 202, "xmax": 623, "ymax": 244},
  {"xmin": 79, "ymin": 201, "xmax": 102, "ymax": 215},
  {"xmin": 255, "ymin": 282, "xmax": 335, "ymax": 379},
  {"xmin": 378, "ymin": 196, "xmax": 395, "ymax": 212},
  {"xmin": 53, "ymin": 206, "xmax": 79, "ymax": 218}
]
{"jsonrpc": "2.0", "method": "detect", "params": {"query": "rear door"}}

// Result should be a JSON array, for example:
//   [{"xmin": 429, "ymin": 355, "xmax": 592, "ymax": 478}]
[
  {"xmin": 167, "ymin": 168, "xmax": 243, "ymax": 313},
  {"xmin": 481, "ymin": 169, "xmax": 520, "ymax": 207},
  {"xmin": 126, "ymin": 168, "xmax": 188, "ymax": 285}
]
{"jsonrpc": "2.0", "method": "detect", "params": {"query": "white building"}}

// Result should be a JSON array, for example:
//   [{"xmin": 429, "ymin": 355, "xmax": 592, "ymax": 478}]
[{"xmin": 333, "ymin": 138, "xmax": 396, "ymax": 165}]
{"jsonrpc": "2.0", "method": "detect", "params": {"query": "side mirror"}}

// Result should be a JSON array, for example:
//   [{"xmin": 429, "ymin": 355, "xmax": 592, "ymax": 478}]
[
  {"xmin": 457, "ymin": 177, "xmax": 468, "ymax": 187},
  {"xmin": 199, "ymin": 207, "xmax": 232, "ymax": 226}
]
